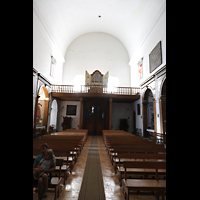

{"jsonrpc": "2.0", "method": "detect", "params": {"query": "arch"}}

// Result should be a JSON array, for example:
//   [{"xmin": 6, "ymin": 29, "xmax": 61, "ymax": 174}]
[
  {"xmin": 62, "ymin": 32, "xmax": 130, "ymax": 86},
  {"xmin": 159, "ymin": 75, "xmax": 166, "ymax": 99},
  {"xmin": 51, "ymin": 98, "xmax": 58, "ymax": 110},
  {"xmin": 36, "ymin": 85, "xmax": 50, "ymax": 131},
  {"xmin": 38, "ymin": 85, "xmax": 49, "ymax": 99},
  {"xmin": 142, "ymin": 86, "xmax": 155, "ymax": 102},
  {"xmin": 142, "ymin": 88, "xmax": 156, "ymax": 136}
]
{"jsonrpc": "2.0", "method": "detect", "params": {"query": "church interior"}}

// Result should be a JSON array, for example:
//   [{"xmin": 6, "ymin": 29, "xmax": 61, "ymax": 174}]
[{"xmin": 33, "ymin": 0, "xmax": 166, "ymax": 199}]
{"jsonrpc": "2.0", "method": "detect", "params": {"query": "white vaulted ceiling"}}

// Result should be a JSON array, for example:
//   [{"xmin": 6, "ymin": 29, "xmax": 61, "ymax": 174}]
[{"xmin": 33, "ymin": 0, "xmax": 166, "ymax": 60}]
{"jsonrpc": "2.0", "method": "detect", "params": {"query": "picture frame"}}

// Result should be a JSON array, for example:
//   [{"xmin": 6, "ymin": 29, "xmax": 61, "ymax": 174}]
[
  {"xmin": 66, "ymin": 105, "xmax": 77, "ymax": 116},
  {"xmin": 138, "ymin": 57, "xmax": 143, "ymax": 80},
  {"xmin": 149, "ymin": 41, "xmax": 162, "ymax": 73}
]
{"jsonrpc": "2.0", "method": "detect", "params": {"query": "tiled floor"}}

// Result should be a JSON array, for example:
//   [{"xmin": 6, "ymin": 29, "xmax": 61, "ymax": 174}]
[
  {"xmin": 33, "ymin": 136, "xmax": 166, "ymax": 200},
  {"xmin": 98, "ymin": 136, "xmax": 125, "ymax": 200},
  {"xmin": 78, "ymin": 136, "xmax": 105, "ymax": 200}
]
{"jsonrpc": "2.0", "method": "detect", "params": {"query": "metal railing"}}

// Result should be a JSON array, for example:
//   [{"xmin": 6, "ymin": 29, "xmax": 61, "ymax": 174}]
[{"xmin": 51, "ymin": 85, "xmax": 140, "ymax": 95}]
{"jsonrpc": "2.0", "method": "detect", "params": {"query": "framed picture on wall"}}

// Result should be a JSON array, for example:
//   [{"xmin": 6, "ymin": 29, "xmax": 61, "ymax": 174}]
[
  {"xmin": 149, "ymin": 41, "xmax": 162, "ymax": 73},
  {"xmin": 66, "ymin": 105, "xmax": 77, "ymax": 116},
  {"xmin": 138, "ymin": 58, "xmax": 143, "ymax": 80}
]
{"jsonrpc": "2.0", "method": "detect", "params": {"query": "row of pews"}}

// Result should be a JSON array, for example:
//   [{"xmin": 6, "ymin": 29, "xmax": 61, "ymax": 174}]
[
  {"xmin": 102, "ymin": 130, "xmax": 166, "ymax": 200},
  {"xmin": 33, "ymin": 129, "xmax": 88, "ymax": 200}
]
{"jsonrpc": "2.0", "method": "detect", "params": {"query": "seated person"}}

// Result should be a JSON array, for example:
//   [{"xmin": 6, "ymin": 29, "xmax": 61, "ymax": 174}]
[
  {"xmin": 33, "ymin": 143, "xmax": 56, "ymax": 200},
  {"xmin": 33, "ymin": 149, "xmax": 55, "ymax": 180}
]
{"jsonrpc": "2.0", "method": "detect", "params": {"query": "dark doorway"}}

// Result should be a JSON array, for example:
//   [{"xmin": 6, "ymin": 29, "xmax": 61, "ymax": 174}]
[
  {"xmin": 83, "ymin": 99, "xmax": 109, "ymax": 135},
  {"xmin": 142, "ymin": 89, "xmax": 155, "ymax": 136}
]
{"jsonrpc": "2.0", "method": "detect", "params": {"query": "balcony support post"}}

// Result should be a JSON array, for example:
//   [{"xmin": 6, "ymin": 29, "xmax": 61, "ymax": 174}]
[
  {"xmin": 109, "ymin": 98, "xmax": 112, "ymax": 130},
  {"xmin": 79, "ymin": 97, "xmax": 83, "ymax": 129}
]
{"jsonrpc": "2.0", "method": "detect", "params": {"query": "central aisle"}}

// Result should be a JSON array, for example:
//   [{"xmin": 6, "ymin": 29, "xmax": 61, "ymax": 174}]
[
  {"xmin": 78, "ymin": 136, "xmax": 106, "ymax": 200},
  {"xmin": 34, "ymin": 135, "xmax": 159, "ymax": 200},
  {"xmin": 58, "ymin": 135, "xmax": 125, "ymax": 200}
]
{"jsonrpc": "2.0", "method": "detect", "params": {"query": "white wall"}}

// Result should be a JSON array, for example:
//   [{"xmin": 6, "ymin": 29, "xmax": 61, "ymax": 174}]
[
  {"xmin": 62, "ymin": 32, "xmax": 131, "ymax": 87},
  {"xmin": 57, "ymin": 101, "xmax": 80, "ymax": 131},
  {"xmin": 130, "ymin": 8, "xmax": 166, "ymax": 134},
  {"xmin": 132, "ymin": 99, "xmax": 143, "ymax": 134},
  {"xmin": 33, "ymin": 6, "xmax": 166, "ymax": 135},
  {"xmin": 33, "ymin": 18, "xmax": 64, "ymax": 85},
  {"xmin": 112, "ymin": 103, "xmax": 133, "ymax": 133},
  {"xmin": 129, "ymin": 8, "xmax": 166, "ymax": 87}
]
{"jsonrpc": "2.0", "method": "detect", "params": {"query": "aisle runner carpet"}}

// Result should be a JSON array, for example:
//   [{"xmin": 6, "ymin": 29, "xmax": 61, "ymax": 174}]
[{"xmin": 78, "ymin": 136, "xmax": 106, "ymax": 200}]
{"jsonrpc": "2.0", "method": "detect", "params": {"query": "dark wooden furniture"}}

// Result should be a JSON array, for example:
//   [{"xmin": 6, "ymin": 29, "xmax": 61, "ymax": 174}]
[
  {"xmin": 83, "ymin": 99, "xmax": 109, "ymax": 135},
  {"xmin": 122, "ymin": 161, "xmax": 166, "ymax": 200},
  {"xmin": 33, "ymin": 158, "xmax": 64, "ymax": 200},
  {"xmin": 119, "ymin": 119, "xmax": 129, "ymax": 131},
  {"xmin": 62, "ymin": 117, "xmax": 72, "ymax": 130}
]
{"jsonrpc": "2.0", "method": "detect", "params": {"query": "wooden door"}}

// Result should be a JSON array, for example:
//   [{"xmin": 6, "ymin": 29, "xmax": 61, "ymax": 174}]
[{"xmin": 83, "ymin": 99, "xmax": 109, "ymax": 135}]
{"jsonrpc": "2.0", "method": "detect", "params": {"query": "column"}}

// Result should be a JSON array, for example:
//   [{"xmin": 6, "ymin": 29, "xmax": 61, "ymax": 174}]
[
  {"xmin": 109, "ymin": 98, "xmax": 112, "ymax": 130},
  {"xmin": 79, "ymin": 97, "xmax": 83, "ymax": 129},
  {"xmin": 153, "ymin": 98, "xmax": 157, "ymax": 132},
  {"xmin": 154, "ymin": 75, "xmax": 160, "ymax": 132}
]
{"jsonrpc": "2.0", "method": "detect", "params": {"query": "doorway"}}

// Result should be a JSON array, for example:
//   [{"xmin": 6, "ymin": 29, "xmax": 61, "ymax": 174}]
[
  {"xmin": 142, "ymin": 88, "xmax": 156, "ymax": 136},
  {"xmin": 82, "ymin": 99, "xmax": 109, "ymax": 135},
  {"xmin": 36, "ymin": 86, "xmax": 49, "ymax": 130}
]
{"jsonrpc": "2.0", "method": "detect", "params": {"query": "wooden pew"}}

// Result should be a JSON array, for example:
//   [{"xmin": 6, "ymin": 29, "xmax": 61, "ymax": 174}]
[
  {"xmin": 33, "ymin": 143, "xmax": 79, "ymax": 173},
  {"xmin": 33, "ymin": 155, "xmax": 70, "ymax": 185},
  {"xmin": 33, "ymin": 146, "xmax": 73, "ymax": 185},
  {"xmin": 33, "ymin": 158, "xmax": 64, "ymax": 200},
  {"xmin": 104, "ymin": 135, "xmax": 151, "ymax": 152},
  {"xmin": 116, "ymin": 153, "xmax": 166, "ymax": 185},
  {"xmin": 33, "ymin": 130, "xmax": 88, "ymax": 184},
  {"xmin": 122, "ymin": 161, "xmax": 166, "ymax": 200},
  {"xmin": 56, "ymin": 129, "xmax": 88, "ymax": 144},
  {"xmin": 39, "ymin": 135, "xmax": 85, "ymax": 151},
  {"xmin": 33, "ymin": 134, "xmax": 85, "ymax": 156},
  {"xmin": 109, "ymin": 145, "xmax": 166, "ymax": 164},
  {"xmin": 149, "ymin": 132, "xmax": 166, "ymax": 144},
  {"xmin": 105, "ymin": 136, "xmax": 151, "ymax": 151},
  {"xmin": 102, "ymin": 130, "xmax": 132, "ymax": 143},
  {"xmin": 103, "ymin": 130, "xmax": 165, "ymax": 164}
]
